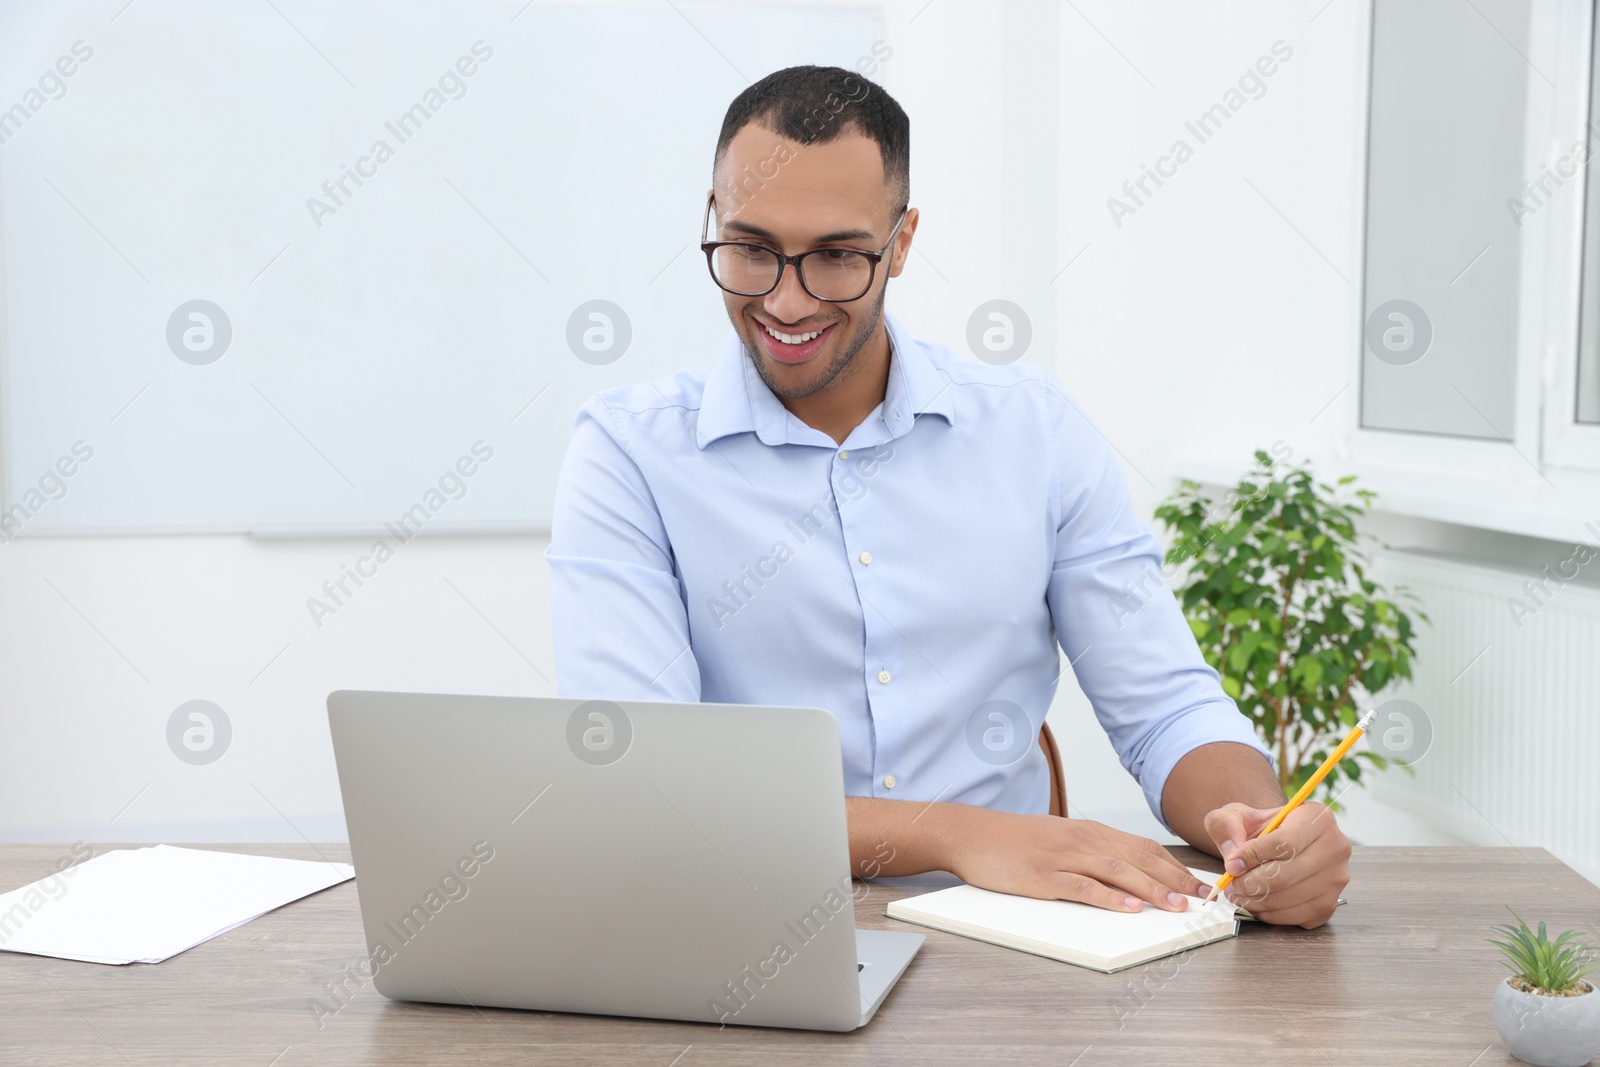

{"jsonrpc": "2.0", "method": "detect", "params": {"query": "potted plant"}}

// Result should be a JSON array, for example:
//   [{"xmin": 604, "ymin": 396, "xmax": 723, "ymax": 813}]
[
  {"xmin": 1489, "ymin": 909, "xmax": 1600, "ymax": 1066},
  {"xmin": 1153, "ymin": 449, "xmax": 1426, "ymax": 806}
]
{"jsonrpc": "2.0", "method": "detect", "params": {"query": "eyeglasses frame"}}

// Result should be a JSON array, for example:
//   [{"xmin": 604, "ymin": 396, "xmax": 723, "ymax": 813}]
[{"xmin": 699, "ymin": 193, "xmax": 909, "ymax": 303}]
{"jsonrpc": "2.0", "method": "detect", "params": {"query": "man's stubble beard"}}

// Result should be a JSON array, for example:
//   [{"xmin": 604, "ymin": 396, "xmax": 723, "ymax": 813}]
[{"xmin": 736, "ymin": 283, "xmax": 888, "ymax": 401}]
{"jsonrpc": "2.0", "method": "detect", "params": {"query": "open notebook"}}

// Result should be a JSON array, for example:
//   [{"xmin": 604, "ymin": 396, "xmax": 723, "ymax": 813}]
[{"xmin": 886, "ymin": 867, "xmax": 1255, "ymax": 974}]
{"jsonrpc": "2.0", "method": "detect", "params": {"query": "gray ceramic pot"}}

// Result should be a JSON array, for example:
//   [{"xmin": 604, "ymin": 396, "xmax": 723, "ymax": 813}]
[{"xmin": 1493, "ymin": 978, "xmax": 1600, "ymax": 1067}]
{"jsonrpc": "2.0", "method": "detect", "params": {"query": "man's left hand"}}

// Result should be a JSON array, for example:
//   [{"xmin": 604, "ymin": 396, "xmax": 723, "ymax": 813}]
[{"xmin": 1202, "ymin": 801, "xmax": 1351, "ymax": 928}]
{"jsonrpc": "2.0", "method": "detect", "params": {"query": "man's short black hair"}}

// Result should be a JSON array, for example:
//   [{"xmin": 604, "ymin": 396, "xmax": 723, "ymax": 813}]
[{"xmin": 714, "ymin": 65, "xmax": 910, "ymax": 210}]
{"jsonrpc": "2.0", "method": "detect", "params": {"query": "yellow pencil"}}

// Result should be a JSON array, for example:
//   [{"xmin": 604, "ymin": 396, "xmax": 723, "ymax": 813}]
[{"xmin": 1203, "ymin": 707, "xmax": 1377, "ymax": 904}]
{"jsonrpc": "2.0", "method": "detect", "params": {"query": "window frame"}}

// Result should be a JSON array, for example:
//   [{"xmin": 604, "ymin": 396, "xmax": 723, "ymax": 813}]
[
  {"xmin": 1344, "ymin": 0, "xmax": 1600, "ymax": 531},
  {"xmin": 1539, "ymin": 0, "xmax": 1600, "ymax": 470}
]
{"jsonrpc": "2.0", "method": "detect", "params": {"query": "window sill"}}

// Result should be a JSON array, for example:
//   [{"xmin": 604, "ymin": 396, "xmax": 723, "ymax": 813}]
[{"xmin": 1170, "ymin": 454, "xmax": 1600, "ymax": 545}]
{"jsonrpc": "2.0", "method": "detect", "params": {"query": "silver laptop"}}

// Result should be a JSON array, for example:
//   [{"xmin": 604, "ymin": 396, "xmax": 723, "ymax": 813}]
[{"xmin": 326, "ymin": 691, "xmax": 923, "ymax": 1031}]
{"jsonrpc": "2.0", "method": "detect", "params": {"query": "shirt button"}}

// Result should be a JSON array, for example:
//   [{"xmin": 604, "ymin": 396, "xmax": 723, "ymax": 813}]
[
  {"xmin": 858, "ymin": 551, "xmax": 872, "ymax": 565},
  {"xmin": 877, "ymin": 669, "xmax": 891, "ymax": 684},
  {"xmin": 838, "ymin": 449, "xmax": 849, "ymax": 459},
  {"xmin": 883, "ymin": 775, "xmax": 896, "ymax": 789}
]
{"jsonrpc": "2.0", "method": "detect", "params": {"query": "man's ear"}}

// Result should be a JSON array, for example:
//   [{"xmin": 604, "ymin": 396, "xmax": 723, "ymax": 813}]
[{"xmin": 888, "ymin": 207, "xmax": 919, "ymax": 278}]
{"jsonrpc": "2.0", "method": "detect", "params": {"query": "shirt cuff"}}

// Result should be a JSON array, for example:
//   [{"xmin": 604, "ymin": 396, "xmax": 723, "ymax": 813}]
[{"xmin": 1137, "ymin": 701, "xmax": 1277, "ymax": 832}]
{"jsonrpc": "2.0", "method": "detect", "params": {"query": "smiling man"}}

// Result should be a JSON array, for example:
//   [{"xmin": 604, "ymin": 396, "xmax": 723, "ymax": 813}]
[{"xmin": 547, "ymin": 66, "xmax": 1351, "ymax": 927}]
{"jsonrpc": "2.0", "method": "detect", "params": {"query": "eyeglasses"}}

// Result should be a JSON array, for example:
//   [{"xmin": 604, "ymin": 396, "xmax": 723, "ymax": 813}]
[{"xmin": 700, "ymin": 194, "xmax": 908, "ymax": 303}]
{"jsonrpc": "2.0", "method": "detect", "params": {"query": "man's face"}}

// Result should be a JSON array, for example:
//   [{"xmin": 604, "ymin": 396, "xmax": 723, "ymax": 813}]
[{"xmin": 710, "ymin": 124, "xmax": 913, "ymax": 400}]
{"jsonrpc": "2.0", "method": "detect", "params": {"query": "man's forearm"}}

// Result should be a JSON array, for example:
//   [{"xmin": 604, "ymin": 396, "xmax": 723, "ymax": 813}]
[
  {"xmin": 844, "ymin": 796, "xmax": 988, "ymax": 878},
  {"xmin": 846, "ymin": 792, "xmax": 1221, "ymax": 910},
  {"xmin": 1159, "ymin": 741, "xmax": 1286, "ymax": 855}
]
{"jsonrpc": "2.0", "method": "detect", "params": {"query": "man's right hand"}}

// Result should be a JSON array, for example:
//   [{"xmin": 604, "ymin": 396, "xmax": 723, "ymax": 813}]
[{"xmin": 947, "ymin": 810, "xmax": 1210, "ymax": 913}]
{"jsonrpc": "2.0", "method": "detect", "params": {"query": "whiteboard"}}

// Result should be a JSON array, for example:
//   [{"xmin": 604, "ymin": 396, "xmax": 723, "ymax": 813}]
[{"xmin": 0, "ymin": 0, "xmax": 882, "ymax": 534}]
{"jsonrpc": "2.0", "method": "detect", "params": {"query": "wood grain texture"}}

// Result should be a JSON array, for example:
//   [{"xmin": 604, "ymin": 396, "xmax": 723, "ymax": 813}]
[{"xmin": 0, "ymin": 843, "xmax": 1592, "ymax": 1066}]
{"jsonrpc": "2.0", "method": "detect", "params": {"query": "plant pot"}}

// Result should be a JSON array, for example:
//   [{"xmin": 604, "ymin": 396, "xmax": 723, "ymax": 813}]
[{"xmin": 1493, "ymin": 978, "xmax": 1600, "ymax": 1067}]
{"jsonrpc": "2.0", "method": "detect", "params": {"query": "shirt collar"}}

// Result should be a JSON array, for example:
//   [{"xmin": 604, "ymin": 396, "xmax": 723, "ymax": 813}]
[{"xmin": 695, "ymin": 310, "xmax": 956, "ymax": 449}]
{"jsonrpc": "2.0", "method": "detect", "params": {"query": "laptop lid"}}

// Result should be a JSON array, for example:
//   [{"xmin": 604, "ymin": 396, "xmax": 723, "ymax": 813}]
[{"xmin": 327, "ymin": 691, "xmax": 866, "ymax": 1031}]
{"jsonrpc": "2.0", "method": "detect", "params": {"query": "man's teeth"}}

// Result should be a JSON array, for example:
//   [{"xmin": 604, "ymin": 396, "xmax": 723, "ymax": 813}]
[{"xmin": 764, "ymin": 324, "xmax": 823, "ymax": 345}]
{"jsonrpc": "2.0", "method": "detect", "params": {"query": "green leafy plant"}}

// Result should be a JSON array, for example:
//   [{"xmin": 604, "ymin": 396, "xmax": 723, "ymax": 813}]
[
  {"xmin": 1489, "ymin": 909, "xmax": 1597, "ymax": 995},
  {"xmin": 1153, "ymin": 449, "xmax": 1427, "ymax": 807}
]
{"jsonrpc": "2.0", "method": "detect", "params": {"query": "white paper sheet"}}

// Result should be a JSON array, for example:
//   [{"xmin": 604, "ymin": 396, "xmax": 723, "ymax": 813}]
[{"xmin": 0, "ymin": 845, "xmax": 354, "ymax": 965}]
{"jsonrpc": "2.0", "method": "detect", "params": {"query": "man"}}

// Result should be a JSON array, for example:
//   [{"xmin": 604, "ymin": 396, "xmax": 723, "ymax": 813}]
[{"xmin": 548, "ymin": 66, "xmax": 1350, "ymax": 927}]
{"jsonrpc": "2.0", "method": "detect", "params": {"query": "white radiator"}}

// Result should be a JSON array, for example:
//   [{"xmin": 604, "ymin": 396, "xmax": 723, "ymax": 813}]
[{"xmin": 1366, "ymin": 549, "xmax": 1600, "ymax": 885}]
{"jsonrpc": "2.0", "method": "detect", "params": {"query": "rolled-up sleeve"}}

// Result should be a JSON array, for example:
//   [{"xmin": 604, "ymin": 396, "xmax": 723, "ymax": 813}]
[
  {"xmin": 1042, "ymin": 384, "xmax": 1274, "ymax": 828},
  {"xmin": 546, "ymin": 396, "xmax": 702, "ymax": 701}
]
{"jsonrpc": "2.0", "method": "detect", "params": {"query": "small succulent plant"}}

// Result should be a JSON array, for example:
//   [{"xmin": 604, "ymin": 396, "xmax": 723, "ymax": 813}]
[{"xmin": 1489, "ymin": 909, "xmax": 1598, "ymax": 996}]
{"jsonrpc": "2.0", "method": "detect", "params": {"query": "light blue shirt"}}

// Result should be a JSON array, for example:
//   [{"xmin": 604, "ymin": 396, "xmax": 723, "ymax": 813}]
[{"xmin": 547, "ymin": 311, "xmax": 1272, "ymax": 827}]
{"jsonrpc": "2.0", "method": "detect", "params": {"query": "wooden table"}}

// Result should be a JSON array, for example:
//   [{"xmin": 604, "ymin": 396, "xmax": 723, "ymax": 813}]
[{"xmin": 1, "ymin": 844, "xmax": 1592, "ymax": 1066}]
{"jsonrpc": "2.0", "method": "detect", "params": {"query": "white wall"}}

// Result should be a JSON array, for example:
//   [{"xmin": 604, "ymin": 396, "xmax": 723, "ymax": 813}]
[
  {"xmin": 0, "ymin": 534, "xmax": 553, "ymax": 840},
  {"xmin": 0, "ymin": 1, "xmax": 1492, "ymax": 848},
  {"xmin": 1043, "ymin": 2, "xmax": 1552, "ymax": 851},
  {"xmin": 1045, "ymin": 1, "xmax": 1380, "ymax": 839}
]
